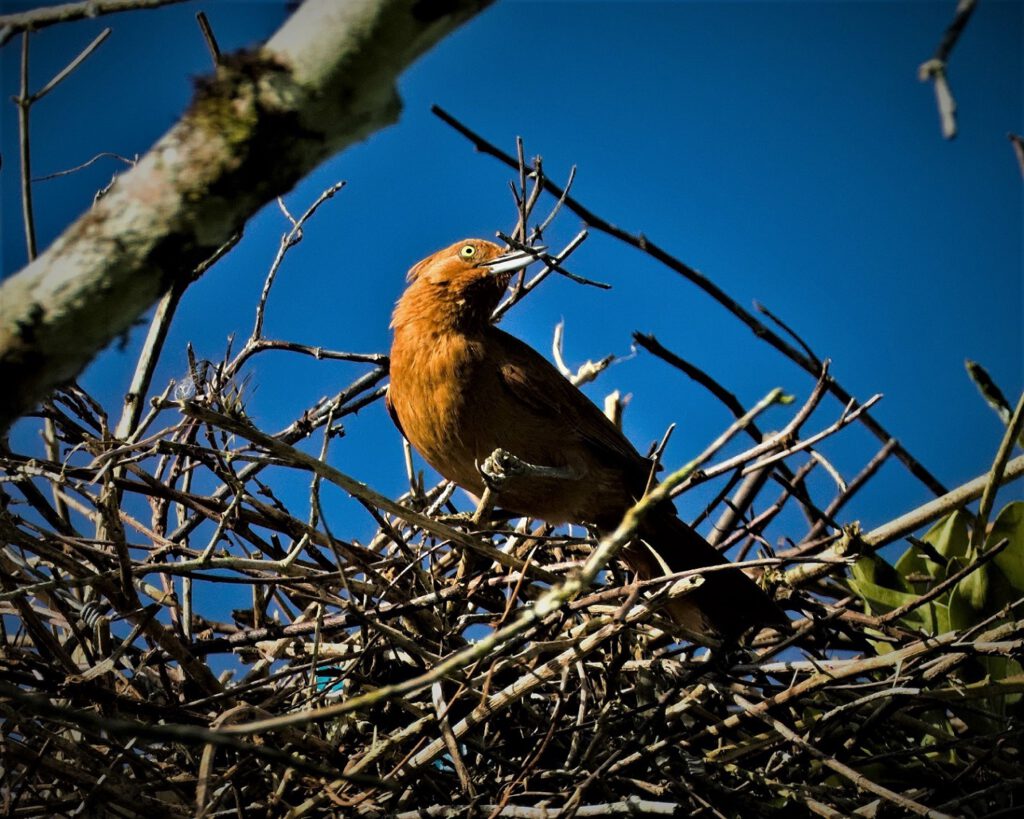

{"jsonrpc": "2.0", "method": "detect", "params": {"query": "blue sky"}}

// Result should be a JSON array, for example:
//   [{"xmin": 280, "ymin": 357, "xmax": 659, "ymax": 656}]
[{"xmin": 2, "ymin": 1, "xmax": 1021, "ymax": 563}]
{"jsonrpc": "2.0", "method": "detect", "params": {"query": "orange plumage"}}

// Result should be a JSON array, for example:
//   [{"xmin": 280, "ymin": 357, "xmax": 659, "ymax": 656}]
[{"xmin": 387, "ymin": 238, "xmax": 784, "ymax": 639}]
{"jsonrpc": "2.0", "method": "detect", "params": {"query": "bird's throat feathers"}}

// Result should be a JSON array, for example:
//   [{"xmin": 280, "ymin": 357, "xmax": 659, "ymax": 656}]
[{"xmin": 391, "ymin": 273, "xmax": 507, "ymax": 335}]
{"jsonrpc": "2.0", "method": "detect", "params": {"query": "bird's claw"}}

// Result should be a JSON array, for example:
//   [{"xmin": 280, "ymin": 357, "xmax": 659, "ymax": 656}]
[{"xmin": 478, "ymin": 447, "xmax": 526, "ymax": 491}]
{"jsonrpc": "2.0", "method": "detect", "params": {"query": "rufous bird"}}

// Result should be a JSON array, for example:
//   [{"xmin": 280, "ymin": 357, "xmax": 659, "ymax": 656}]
[{"xmin": 386, "ymin": 238, "xmax": 785, "ymax": 639}]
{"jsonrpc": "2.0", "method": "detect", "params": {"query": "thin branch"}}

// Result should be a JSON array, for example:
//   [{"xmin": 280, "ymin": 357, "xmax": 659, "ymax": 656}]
[
  {"xmin": 497, "ymin": 231, "xmax": 610, "ymax": 290},
  {"xmin": 739, "ymin": 394, "xmax": 883, "ymax": 476},
  {"xmin": 195, "ymin": 11, "xmax": 221, "ymax": 66},
  {"xmin": 115, "ymin": 233, "xmax": 242, "ymax": 441},
  {"xmin": 252, "ymin": 181, "xmax": 346, "ymax": 341},
  {"xmin": 754, "ymin": 299, "xmax": 822, "ymax": 369},
  {"xmin": 0, "ymin": 0, "xmax": 187, "ymax": 46},
  {"xmin": 32, "ymin": 151, "xmax": 135, "ymax": 182},
  {"xmin": 970, "ymin": 390, "xmax": 1024, "ymax": 551},
  {"xmin": 494, "ymin": 228, "xmax": 589, "ymax": 319},
  {"xmin": 918, "ymin": 0, "xmax": 978, "ymax": 140},
  {"xmin": 31, "ymin": 28, "xmax": 111, "ymax": 103},
  {"xmin": 16, "ymin": 32, "xmax": 36, "ymax": 261}
]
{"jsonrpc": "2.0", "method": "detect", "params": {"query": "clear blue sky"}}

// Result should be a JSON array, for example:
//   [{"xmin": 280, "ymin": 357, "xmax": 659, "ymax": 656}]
[{"xmin": 2, "ymin": 1, "xmax": 1021, "ymax": 560}]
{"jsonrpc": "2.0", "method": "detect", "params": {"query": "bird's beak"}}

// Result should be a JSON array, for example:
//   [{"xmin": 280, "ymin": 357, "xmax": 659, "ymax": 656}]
[{"xmin": 481, "ymin": 246, "xmax": 547, "ymax": 276}]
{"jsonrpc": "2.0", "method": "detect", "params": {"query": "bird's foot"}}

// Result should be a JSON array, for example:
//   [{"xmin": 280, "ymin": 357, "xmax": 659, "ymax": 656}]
[
  {"xmin": 478, "ymin": 447, "xmax": 526, "ymax": 491},
  {"xmin": 478, "ymin": 448, "xmax": 578, "ymax": 492}
]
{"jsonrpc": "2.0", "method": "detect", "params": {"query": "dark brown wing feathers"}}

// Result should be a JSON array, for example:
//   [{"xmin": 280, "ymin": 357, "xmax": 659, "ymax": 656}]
[{"xmin": 494, "ymin": 330, "xmax": 651, "ymax": 487}]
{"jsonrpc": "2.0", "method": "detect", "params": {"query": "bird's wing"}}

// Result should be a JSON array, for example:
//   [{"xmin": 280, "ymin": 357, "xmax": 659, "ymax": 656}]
[{"xmin": 494, "ymin": 330, "xmax": 650, "ymax": 476}]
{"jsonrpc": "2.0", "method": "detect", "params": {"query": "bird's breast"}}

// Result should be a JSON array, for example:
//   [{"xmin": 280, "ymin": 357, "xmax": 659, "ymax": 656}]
[{"xmin": 389, "ymin": 328, "xmax": 490, "ymax": 493}]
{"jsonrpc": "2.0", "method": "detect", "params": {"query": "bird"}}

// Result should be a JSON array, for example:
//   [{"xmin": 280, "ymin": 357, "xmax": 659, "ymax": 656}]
[{"xmin": 386, "ymin": 238, "xmax": 785, "ymax": 640}]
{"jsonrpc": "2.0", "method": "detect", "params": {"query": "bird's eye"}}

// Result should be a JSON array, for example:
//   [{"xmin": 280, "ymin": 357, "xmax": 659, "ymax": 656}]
[{"xmin": 459, "ymin": 245, "xmax": 477, "ymax": 259}]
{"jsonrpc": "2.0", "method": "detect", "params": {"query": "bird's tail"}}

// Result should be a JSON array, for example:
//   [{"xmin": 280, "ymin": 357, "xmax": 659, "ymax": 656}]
[{"xmin": 625, "ymin": 506, "xmax": 787, "ymax": 641}]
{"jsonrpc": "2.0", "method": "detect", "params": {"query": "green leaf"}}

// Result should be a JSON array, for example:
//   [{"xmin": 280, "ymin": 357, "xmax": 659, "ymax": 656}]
[
  {"xmin": 949, "ymin": 584, "xmax": 975, "ymax": 631},
  {"xmin": 894, "ymin": 541, "xmax": 931, "ymax": 583},
  {"xmin": 920, "ymin": 510, "xmax": 971, "ymax": 579},
  {"xmin": 894, "ymin": 510, "xmax": 968, "ymax": 584},
  {"xmin": 932, "ymin": 599, "xmax": 951, "ymax": 633},
  {"xmin": 852, "ymin": 555, "xmax": 911, "ymax": 593},
  {"xmin": 989, "ymin": 501, "xmax": 1024, "ymax": 593},
  {"xmin": 981, "ymin": 656, "xmax": 1024, "ymax": 711},
  {"xmin": 848, "ymin": 576, "xmax": 915, "ymax": 610},
  {"xmin": 955, "ymin": 559, "xmax": 990, "ymax": 611},
  {"xmin": 949, "ymin": 563, "xmax": 1013, "ymax": 630},
  {"xmin": 848, "ymin": 575, "xmax": 939, "ymax": 632}
]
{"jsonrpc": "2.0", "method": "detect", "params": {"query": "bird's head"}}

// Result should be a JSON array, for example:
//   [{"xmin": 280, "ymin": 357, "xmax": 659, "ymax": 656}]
[{"xmin": 391, "ymin": 239, "xmax": 542, "ymax": 332}]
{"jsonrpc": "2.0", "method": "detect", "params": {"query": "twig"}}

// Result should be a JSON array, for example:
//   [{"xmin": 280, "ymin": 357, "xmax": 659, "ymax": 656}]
[
  {"xmin": 16, "ymin": 32, "xmax": 36, "ymax": 260},
  {"xmin": 494, "ymin": 229, "xmax": 589, "ymax": 319},
  {"xmin": 918, "ymin": 0, "xmax": 978, "ymax": 140},
  {"xmin": 32, "ymin": 151, "xmax": 135, "ymax": 182},
  {"xmin": 0, "ymin": 682, "xmax": 385, "ymax": 787},
  {"xmin": 115, "ymin": 233, "xmax": 242, "ymax": 441},
  {"xmin": 668, "ymin": 369, "xmax": 850, "ymax": 498},
  {"xmin": 252, "ymin": 182, "xmax": 346, "ymax": 342},
  {"xmin": 498, "ymin": 231, "xmax": 610, "ymax": 290},
  {"xmin": 31, "ymin": 28, "xmax": 111, "ymax": 103},
  {"xmin": 708, "ymin": 466, "xmax": 771, "ymax": 548},
  {"xmin": 739, "ymin": 394, "xmax": 882, "ymax": 476},
  {"xmin": 0, "ymin": 0, "xmax": 187, "ymax": 46},
  {"xmin": 195, "ymin": 11, "xmax": 221, "ymax": 66},
  {"xmin": 794, "ymin": 439, "xmax": 897, "ymax": 550},
  {"xmin": 551, "ymin": 321, "xmax": 616, "ymax": 387},
  {"xmin": 970, "ymin": 391, "xmax": 1024, "ymax": 551},
  {"xmin": 533, "ymin": 164, "xmax": 577, "ymax": 239},
  {"xmin": 394, "ymin": 799, "xmax": 682, "ymax": 818},
  {"xmin": 754, "ymin": 299, "xmax": 821, "ymax": 369}
]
